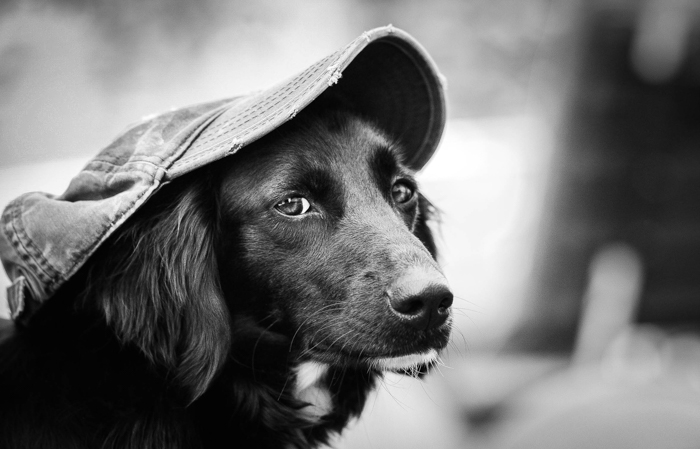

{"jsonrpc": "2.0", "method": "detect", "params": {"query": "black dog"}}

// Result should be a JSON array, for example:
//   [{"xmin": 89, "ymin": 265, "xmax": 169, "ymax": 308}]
[{"xmin": 0, "ymin": 103, "xmax": 452, "ymax": 448}]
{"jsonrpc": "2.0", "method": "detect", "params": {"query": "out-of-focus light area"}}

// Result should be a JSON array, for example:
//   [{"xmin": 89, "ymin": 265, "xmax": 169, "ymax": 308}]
[{"xmin": 2, "ymin": 0, "xmax": 700, "ymax": 448}]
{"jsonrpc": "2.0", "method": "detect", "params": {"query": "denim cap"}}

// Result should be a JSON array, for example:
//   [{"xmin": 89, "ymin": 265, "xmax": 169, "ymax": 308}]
[{"xmin": 0, "ymin": 25, "xmax": 446, "ymax": 323}]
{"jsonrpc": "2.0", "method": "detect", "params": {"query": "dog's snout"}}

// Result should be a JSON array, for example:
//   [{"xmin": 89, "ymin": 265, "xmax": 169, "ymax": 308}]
[{"xmin": 388, "ymin": 270, "xmax": 453, "ymax": 330}]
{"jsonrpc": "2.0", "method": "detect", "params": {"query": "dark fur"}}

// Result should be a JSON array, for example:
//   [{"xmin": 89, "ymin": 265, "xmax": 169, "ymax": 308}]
[{"xmin": 0, "ymin": 101, "xmax": 451, "ymax": 448}]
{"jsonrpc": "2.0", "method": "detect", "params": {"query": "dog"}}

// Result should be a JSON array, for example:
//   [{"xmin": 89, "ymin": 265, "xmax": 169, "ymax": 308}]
[{"xmin": 0, "ymin": 100, "xmax": 452, "ymax": 448}]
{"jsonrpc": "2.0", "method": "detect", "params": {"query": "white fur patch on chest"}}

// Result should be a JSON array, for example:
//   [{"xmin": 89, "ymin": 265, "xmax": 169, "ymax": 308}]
[{"xmin": 293, "ymin": 361, "xmax": 333, "ymax": 421}]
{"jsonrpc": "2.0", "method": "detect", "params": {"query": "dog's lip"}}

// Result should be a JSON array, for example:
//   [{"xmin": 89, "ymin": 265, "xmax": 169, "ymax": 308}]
[
  {"xmin": 365, "ymin": 349, "xmax": 440, "ymax": 372},
  {"xmin": 304, "ymin": 344, "xmax": 442, "ymax": 371}
]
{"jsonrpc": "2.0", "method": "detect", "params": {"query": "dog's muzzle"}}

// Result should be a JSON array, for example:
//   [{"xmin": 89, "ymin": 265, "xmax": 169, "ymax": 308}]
[{"xmin": 386, "ymin": 266, "xmax": 453, "ymax": 331}]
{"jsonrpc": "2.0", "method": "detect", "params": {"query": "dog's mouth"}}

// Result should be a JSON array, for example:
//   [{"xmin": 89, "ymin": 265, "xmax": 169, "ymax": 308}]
[
  {"xmin": 366, "ymin": 349, "xmax": 441, "ymax": 375},
  {"xmin": 302, "ymin": 341, "xmax": 446, "ymax": 375},
  {"xmin": 293, "ymin": 317, "xmax": 452, "ymax": 375},
  {"xmin": 283, "ymin": 304, "xmax": 452, "ymax": 375}
]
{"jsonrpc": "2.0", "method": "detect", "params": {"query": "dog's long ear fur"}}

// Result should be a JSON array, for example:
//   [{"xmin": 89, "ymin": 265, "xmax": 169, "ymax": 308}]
[{"xmin": 80, "ymin": 173, "xmax": 231, "ymax": 402}]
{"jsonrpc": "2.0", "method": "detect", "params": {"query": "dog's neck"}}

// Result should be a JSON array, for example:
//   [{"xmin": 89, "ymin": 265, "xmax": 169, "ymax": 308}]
[{"xmin": 292, "ymin": 361, "xmax": 333, "ymax": 421}]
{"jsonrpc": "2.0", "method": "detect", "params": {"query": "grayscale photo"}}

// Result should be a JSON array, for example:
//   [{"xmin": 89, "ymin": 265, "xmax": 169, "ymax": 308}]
[{"xmin": 1, "ymin": 1, "xmax": 699, "ymax": 448}]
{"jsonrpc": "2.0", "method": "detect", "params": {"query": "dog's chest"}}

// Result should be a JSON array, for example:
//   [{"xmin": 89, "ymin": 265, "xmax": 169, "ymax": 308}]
[{"xmin": 292, "ymin": 361, "xmax": 333, "ymax": 421}]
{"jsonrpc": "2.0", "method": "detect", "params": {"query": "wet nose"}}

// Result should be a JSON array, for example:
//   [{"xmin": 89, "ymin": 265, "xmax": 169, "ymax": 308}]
[{"xmin": 388, "ymin": 269, "xmax": 453, "ymax": 330}]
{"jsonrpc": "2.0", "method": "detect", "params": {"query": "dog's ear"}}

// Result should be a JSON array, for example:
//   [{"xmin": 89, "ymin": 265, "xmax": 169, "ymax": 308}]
[
  {"xmin": 414, "ymin": 193, "xmax": 439, "ymax": 259},
  {"xmin": 82, "ymin": 174, "xmax": 230, "ymax": 403}
]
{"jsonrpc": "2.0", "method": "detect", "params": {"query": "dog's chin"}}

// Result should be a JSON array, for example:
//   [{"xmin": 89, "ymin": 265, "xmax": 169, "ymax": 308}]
[
  {"xmin": 304, "ymin": 345, "xmax": 442, "ymax": 376},
  {"xmin": 366, "ymin": 348, "xmax": 440, "ymax": 376}
]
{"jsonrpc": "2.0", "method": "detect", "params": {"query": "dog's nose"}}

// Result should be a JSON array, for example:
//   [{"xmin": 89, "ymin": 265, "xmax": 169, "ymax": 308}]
[{"xmin": 388, "ymin": 270, "xmax": 453, "ymax": 330}]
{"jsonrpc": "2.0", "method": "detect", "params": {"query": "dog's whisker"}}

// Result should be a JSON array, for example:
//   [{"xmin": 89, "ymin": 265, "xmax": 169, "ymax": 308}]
[
  {"xmin": 251, "ymin": 318, "xmax": 282, "ymax": 377},
  {"xmin": 312, "ymin": 328, "xmax": 355, "ymax": 355},
  {"xmin": 300, "ymin": 316, "xmax": 352, "ymax": 354},
  {"xmin": 288, "ymin": 303, "xmax": 345, "ymax": 352},
  {"xmin": 446, "ymin": 329, "xmax": 470, "ymax": 358},
  {"xmin": 278, "ymin": 372, "xmax": 293, "ymax": 403},
  {"xmin": 377, "ymin": 377, "xmax": 412, "ymax": 411},
  {"xmin": 452, "ymin": 294, "xmax": 482, "ymax": 309},
  {"xmin": 451, "ymin": 306, "xmax": 484, "ymax": 316},
  {"xmin": 451, "ymin": 306, "xmax": 478, "ymax": 314},
  {"xmin": 430, "ymin": 356, "xmax": 448, "ymax": 378},
  {"xmin": 435, "ymin": 354, "xmax": 452, "ymax": 370},
  {"xmin": 295, "ymin": 309, "xmax": 346, "ymax": 339}
]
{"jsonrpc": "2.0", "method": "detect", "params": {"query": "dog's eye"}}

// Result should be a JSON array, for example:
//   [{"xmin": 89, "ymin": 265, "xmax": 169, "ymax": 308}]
[
  {"xmin": 275, "ymin": 197, "xmax": 311, "ymax": 216},
  {"xmin": 391, "ymin": 181, "xmax": 415, "ymax": 204}
]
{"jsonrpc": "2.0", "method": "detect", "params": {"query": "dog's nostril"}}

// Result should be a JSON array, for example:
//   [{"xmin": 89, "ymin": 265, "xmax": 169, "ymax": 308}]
[
  {"xmin": 389, "ymin": 284, "xmax": 453, "ymax": 330},
  {"xmin": 438, "ymin": 294, "xmax": 453, "ymax": 313},
  {"xmin": 392, "ymin": 297, "xmax": 425, "ymax": 316}
]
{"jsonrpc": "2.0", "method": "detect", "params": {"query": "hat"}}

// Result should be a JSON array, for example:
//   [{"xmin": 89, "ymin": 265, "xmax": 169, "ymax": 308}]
[{"xmin": 0, "ymin": 25, "xmax": 446, "ymax": 323}]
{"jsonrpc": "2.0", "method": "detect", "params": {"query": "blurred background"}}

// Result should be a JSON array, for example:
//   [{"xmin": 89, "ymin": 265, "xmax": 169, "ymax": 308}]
[{"xmin": 2, "ymin": 0, "xmax": 700, "ymax": 447}]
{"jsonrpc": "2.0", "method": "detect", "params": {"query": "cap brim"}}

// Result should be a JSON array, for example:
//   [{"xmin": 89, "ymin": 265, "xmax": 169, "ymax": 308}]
[{"xmin": 167, "ymin": 25, "xmax": 446, "ymax": 179}]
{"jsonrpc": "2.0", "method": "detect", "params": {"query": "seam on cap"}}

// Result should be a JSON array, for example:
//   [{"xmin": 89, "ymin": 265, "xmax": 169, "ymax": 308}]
[
  {"xmin": 191, "ymin": 55, "xmax": 336, "ymax": 153},
  {"xmin": 83, "ymin": 158, "xmax": 165, "ymax": 177},
  {"xmin": 178, "ymin": 30, "xmax": 415, "ymax": 170},
  {"xmin": 62, "ymin": 189, "xmax": 146, "ymax": 278},
  {"xmin": 175, "ymin": 29, "xmax": 444, "ymax": 175},
  {"xmin": 90, "ymin": 153, "xmax": 167, "ymax": 166},
  {"xmin": 191, "ymin": 60, "xmax": 329, "ymax": 149},
  {"xmin": 3, "ymin": 199, "xmax": 61, "ymax": 287},
  {"xmin": 178, "ymin": 60, "xmax": 339, "ymax": 169},
  {"xmin": 50, "ymin": 109, "xmax": 212, "ymax": 299},
  {"xmin": 38, "ymin": 175, "xmax": 159, "ymax": 299},
  {"xmin": 0, "ymin": 162, "xmax": 165, "ymax": 300}
]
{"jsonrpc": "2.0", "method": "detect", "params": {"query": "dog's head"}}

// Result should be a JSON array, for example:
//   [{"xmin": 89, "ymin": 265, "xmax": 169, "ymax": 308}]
[
  {"xmin": 216, "ymin": 107, "xmax": 452, "ymax": 371},
  {"xmin": 80, "ymin": 100, "xmax": 452, "ymax": 402}
]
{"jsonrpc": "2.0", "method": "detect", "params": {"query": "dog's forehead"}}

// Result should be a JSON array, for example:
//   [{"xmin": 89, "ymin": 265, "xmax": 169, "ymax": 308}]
[
  {"xmin": 218, "ymin": 114, "xmax": 409, "ymax": 198},
  {"xmin": 284, "ymin": 116, "xmax": 403, "ymax": 172}
]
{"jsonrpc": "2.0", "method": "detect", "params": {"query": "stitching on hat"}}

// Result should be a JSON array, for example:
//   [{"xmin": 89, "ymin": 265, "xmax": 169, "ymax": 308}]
[
  {"xmin": 10, "ymin": 172, "xmax": 159, "ymax": 298},
  {"xmin": 184, "ymin": 56, "xmax": 341, "ymax": 166},
  {"xmin": 3, "ymin": 199, "xmax": 60, "ymax": 287},
  {"xmin": 216, "ymin": 67, "xmax": 315, "ymax": 130},
  {"xmin": 179, "ymin": 75, "xmax": 320, "ymax": 167},
  {"xmin": 192, "ymin": 65, "xmax": 319, "ymax": 146},
  {"xmin": 6, "ymin": 201, "xmax": 58, "ymax": 284},
  {"xmin": 56, "ymin": 110, "xmax": 211, "ymax": 296},
  {"xmin": 84, "ymin": 158, "xmax": 165, "ymax": 177},
  {"xmin": 188, "ymin": 52, "xmax": 339, "ymax": 152},
  {"xmin": 12, "ymin": 113, "xmax": 211, "ymax": 299},
  {"xmin": 43, "ymin": 180, "xmax": 155, "ymax": 298},
  {"xmin": 90, "ymin": 152, "xmax": 168, "ymax": 165}
]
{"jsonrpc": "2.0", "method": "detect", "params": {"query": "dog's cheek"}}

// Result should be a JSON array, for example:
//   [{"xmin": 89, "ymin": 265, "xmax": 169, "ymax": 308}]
[
  {"xmin": 284, "ymin": 239, "xmax": 387, "ymax": 345},
  {"xmin": 237, "ymin": 223, "xmax": 333, "ymax": 311},
  {"xmin": 269, "ymin": 245, "xmax": 354, "ymax": 341}
]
